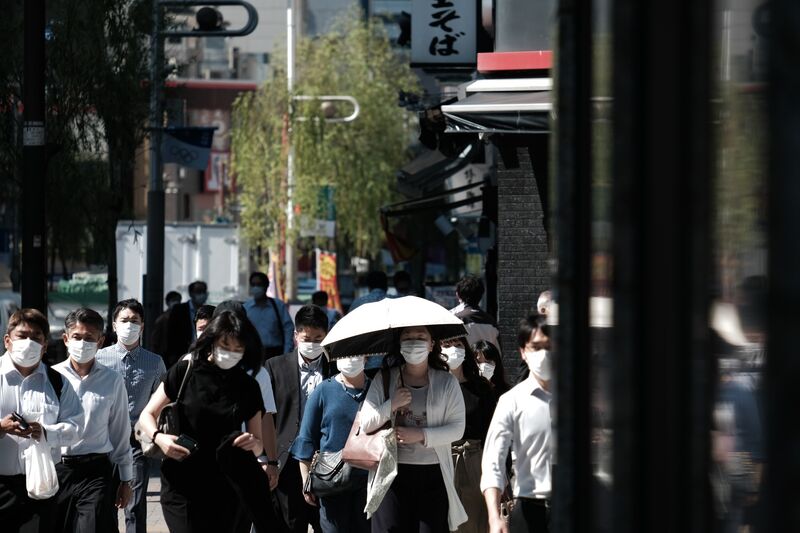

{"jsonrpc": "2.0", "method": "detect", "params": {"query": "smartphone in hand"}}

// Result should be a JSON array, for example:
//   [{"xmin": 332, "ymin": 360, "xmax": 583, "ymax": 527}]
[
  {"xmin": 175, "ymin": 434, "xmax": 198, "ymax": 454},
  {"xmin": 11, "ymin": 411, "xmax": 30, "ymax": 431}
]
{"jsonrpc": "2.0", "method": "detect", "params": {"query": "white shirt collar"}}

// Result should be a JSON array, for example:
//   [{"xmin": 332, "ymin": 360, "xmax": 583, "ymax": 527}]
[
  {"xmin": 0, "ymin": 352, "xmax": 46, "ymax": 378},
  {"xmin": 297, "ymin": 351, "xmax": 323, "ymax": 371},
  {"xmin": 57, "ymin": 358, "xmax": 101, "ymax": 379}
]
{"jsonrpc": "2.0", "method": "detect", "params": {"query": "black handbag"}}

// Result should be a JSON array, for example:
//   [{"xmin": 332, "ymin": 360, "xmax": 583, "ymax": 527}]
[
  {"xmin": 134, "ymin": 357, "xmax": 193, "ymax": 459},
  {"xmin": 305, "ymin": 449, "xmax": 356, "ymax": 498}
]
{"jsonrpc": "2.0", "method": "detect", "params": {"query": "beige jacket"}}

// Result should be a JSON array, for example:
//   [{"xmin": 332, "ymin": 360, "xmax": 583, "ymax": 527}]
[{"xmin": 361, "ymin": 366, "xmax": 468, "ymax": 531}]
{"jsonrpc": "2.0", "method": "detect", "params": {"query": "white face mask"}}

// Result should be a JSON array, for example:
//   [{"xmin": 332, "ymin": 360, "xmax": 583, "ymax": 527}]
[
  {"xmin": 213, "ymin": 346, "xmax": 243, "ymax": 370},
  {"xmin": 196, "ymin": 329, "xmax": 205, "ymax": 340},
  {"xmin": 442, "ymin": 345, "xmax": 466, "ymax": 369},
  {"xmin": 337, "ymin": 356, "xmax": 365, "ymax": 378},
  {"xmin": 298, "ymin": 341, "xmax": 324, "ymax": 361},
  {"xmin": 9, "ymin": 338, "xmax": 43, "ymax": 368},
  {"xmin": 478, "ymin": 361, "xmax": 496, "ymax": 380},
  {"xmin": 400, "ymin": 340, "xmax": 430, "ymax": 365},
  {"xmin": 116, "ymin": 322, "xmax": 141, "ymax": 346},
  {"xmin": 526, "ymin": 349, "xmax": 552, "ymax": 381},
  {"xmin": 68, "ymin": 339, "xmax": 98, "ymax": 364}
]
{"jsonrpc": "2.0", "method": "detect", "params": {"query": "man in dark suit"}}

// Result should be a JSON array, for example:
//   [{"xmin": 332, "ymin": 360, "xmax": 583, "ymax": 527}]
[
  {"xmin": 162, "ymin": 280, "xmax": 208, "ymax": 368},
  {"xmin": 265, "ymin": 305, "xmax": 331, "ymax": 533},
  {"xmin": 149, "ymin": 291, "xmax": 181, "ymax": 357}
]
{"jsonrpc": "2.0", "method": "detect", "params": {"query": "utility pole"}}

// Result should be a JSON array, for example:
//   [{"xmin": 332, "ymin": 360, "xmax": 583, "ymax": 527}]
[
  {"xmin": 21, "ymin": 0, "xmax": 47, "ymax": 313},
  {"xmin": 144, "ymin": 0, "xmax": 165, "ymax": 345}
]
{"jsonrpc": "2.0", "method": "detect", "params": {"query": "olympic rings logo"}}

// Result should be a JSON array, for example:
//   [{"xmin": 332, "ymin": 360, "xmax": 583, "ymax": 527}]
[{"xmin": 169, "ymin": 145, "xmax": 199, "ymax": 164}]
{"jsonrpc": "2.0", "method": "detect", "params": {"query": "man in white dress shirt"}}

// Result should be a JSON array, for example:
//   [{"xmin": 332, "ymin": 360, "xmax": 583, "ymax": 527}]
[
  {"xmin": 481, "ymin": 314, "xmax": 552, "ymax": 533},
  {"xmin": 53, "ymin": 308, "xmax": 133, "ymax": 532},
  {"xmin": 0, "ymin": 308, "xmax": 84, "ymax": 533}
]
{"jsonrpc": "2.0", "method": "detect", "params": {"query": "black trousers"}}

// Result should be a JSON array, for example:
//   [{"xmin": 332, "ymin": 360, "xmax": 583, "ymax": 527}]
[
  {"xmin": 55, "ymin": 454, "xmax": 114, "ymax": 533},
  {"xmin": 0, "ymin": 474, "xmax": 57, "ymax": 533},
  {"xmin": 112, "ymin": 440, "xmax": 148, "ymax": 533},
  {"xmin": 161, "ymin": 433, "xmax": 280, "ymax": 533},
  {"xmin": 216, "ymin": 433, "xmax": 280, "ymax": 533},
  {"xmin": 371, "ymin": 463, "xmax": 449, "ymax": 533},
  {"xmin": 161, "ymin": 454, "xmax": 240, "ymax": 533},
  {"xmin": 509, "ymin": 498, "xmax": 550, "ymax": 533},
  {"xmin": 273, "ymin": 457, "xmax": 321, "ymax": 533}
]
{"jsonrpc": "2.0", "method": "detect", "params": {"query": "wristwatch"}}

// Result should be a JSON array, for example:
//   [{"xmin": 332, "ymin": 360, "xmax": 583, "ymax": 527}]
[{"xmin": 257, "ymin": 455, "xmax": 279, "ymax": 467}]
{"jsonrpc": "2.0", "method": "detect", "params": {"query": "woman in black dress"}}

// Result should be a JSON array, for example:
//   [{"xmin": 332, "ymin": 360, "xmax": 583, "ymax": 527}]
[
  {"xmin": 139, "ymin": 311, "xmax": 267, "ymax": 533},
  {"xmin": 441, "ymin": 337, "xmax": 497, "ymax": 533}
]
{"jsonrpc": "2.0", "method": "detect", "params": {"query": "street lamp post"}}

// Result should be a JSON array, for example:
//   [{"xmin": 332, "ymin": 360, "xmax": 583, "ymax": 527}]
[
  {"xmin": 145, "ymin": 0, "xmax": 166, "ymax": 348},
  {"xmin": 283, "ymin": 0, "xmax": 360, "ymax": 301},
  {"xmin": 143, "ymin": 0, "xmax": 258, "ymax": 346},
  {"xmin": 285, "ymin": 0, "xmax": 296, "ymax": 301}
]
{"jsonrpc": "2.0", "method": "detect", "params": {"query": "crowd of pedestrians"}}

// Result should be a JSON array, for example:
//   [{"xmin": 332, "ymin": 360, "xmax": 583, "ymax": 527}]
[{"xmin": 0, "ymin": 271, "xmax": 556, "ymax": 533}]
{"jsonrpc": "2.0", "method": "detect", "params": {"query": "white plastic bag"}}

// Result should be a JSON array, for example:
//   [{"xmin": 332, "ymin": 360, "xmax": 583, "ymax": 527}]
[{"xmin": 23, "ymin": 438, "xmax": 59, "ymax": 500}]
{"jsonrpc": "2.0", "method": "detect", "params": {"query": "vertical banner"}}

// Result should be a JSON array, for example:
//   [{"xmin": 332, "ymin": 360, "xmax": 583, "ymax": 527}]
[
  {"xmin": 204, "ymin": 151, "xmax": 230, "ymax": 192},
  {"xmin": 316, "ymin": 250, "xmax": 342, "ymax": 312}
]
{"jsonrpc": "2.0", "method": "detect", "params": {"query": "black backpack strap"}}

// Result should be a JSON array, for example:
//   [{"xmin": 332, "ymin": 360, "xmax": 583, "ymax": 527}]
[
  {"xmin": 45, "ymin": 365, "xmax": 64, "ymax": 400},
  {"xmin": 267, "ymin": 297, "xmax": 286, "ymax": 350}
]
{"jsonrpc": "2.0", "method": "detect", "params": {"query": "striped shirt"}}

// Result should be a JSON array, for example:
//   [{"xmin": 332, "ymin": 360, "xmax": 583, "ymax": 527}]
[{"xmin": 96, "ymin": 343, "xmax": 167, "ymax": 425}]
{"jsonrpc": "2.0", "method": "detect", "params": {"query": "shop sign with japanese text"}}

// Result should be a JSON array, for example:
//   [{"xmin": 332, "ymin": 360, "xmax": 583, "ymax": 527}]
[{"xmin": 411, "ymin": 0, "xmax": 476, "ymax": 66}]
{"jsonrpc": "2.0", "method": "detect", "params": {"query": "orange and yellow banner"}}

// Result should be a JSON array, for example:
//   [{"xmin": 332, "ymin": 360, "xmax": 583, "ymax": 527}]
[{"xmin": 316, "ymin": 250, "xmax": 342, "ymax": 312}]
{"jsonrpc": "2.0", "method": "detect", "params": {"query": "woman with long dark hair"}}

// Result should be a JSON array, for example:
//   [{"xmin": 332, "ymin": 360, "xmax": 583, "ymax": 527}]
[
  {"xmin": 360, "ymin": 326, "xmax": 468, "ymax": 532},
  {"xmin": 472, "ymin": 340, "xmax": 510, "ymax": 398},
  {"xmin": 138, "ymin": 311, "xmax": 269, "ymax": 533},
  {"xmin": 441, "ymin": 337, "xmax": 497, "ymax": 533}
]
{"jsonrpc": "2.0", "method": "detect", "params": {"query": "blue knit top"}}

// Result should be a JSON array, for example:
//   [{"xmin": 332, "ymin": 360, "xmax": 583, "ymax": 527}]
[{"xmin": 290, "ymin": 376, "xmax": 369, "ymax": 462}]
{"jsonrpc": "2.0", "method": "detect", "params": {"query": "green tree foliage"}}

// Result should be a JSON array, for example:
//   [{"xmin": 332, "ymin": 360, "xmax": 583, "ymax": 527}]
[
  {"xmin": 714, "ymin": 87, "xmax": 767, "ymax": 297},
  {"xmin": 0, "ymin": 0, "xmax": 151, "ymax": 302},
  {"xmin": 232, "ymin": 11, "xmax": 418, "ymax": 259}
]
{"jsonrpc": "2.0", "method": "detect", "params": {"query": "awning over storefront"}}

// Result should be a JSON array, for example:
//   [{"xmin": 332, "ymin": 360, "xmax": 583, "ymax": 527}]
[
  {"xmin": 397, "ymin": 144, "xmax": 476, "ymax": 197},
  {"xmin": 441, "ymin": 78, "xmax": 552, "ymax": 134}
]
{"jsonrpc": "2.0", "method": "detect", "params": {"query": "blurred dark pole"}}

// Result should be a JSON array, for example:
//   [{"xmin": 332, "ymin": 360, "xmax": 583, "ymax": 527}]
[
  {"xmin": 144, "ymin": 0, "xmax": 164, "ymax": 347},
  {"xmin": 553, "ymin": 0, "xmax": 593, "ymax": 530},
  {"xmin": 767, "ymin": 1, "xmax": 800, "ymax": 531},
  {"xmin": 612, "ymin": 0, "xmax": 713, "ymax": 531},
  {"xmin": 21, "ymin": 0, "xmax": 47, "ymax": 314}
]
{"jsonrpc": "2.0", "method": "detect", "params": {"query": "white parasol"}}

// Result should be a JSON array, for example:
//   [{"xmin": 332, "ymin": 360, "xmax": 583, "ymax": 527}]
[{"xmin": 321, "ymin": 296, "xmax": 467, "ymax": 360}]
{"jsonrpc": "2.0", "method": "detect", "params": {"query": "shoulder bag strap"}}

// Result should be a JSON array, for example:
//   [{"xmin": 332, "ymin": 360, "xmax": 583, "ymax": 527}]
[
  {"xmin": 268, "ymin": 297, "xmax": 285, "ymax": 349},
  {"xmin": 45, "ymin": 365, "xmax": 64, "ymax": 400},
  {"xmin": 175, "ymin": 357, "xmax": 193, "ymax": 403},
  {"xmin": 385, "ymin": 367, "xmax": 404, "ymax": 427},
  {"xmin": 382, "ymin": 367, "xmax": 391, "ymax": 403}
]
